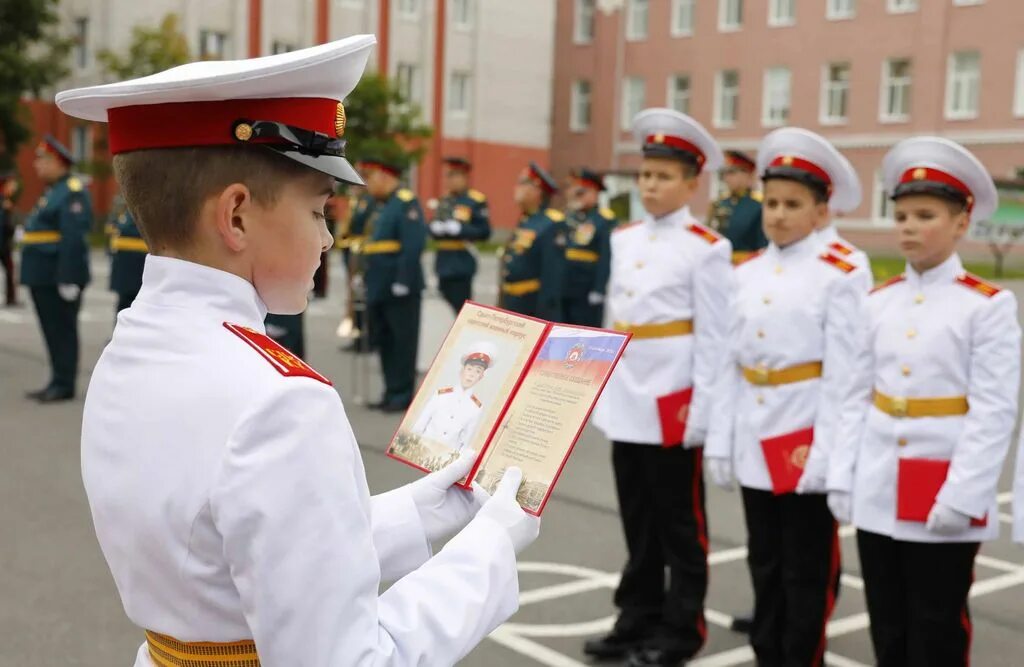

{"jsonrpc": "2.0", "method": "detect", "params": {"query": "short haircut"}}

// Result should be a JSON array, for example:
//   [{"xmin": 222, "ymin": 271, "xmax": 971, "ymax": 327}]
[
  {"xmin": 763, "ymin": 175, "xmax": 830, "ymax": 205},
  {"xmin": 640, "ymin": 155, "xmax": 699, "ymax": 180},
  {"xmin": 113, "ymin": 145, "xmax": 315, "ymax": 251}
]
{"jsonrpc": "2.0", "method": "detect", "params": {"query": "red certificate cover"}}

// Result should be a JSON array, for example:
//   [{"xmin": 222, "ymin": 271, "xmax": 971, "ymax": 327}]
[
  {"xmin": 656, "ymin": 387, "xmax": 694, "ymax": 448},
  {"xmin": 896, "ymin": 458, "xmax": 987, "ymax": 526},
  {"xmin": 760, "ymin": 427, "xmax": 814, "ymax": 495}
]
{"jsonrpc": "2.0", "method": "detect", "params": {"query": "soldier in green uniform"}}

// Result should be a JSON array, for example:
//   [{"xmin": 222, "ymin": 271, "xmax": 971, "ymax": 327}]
[
  {"xmin": 361, "ymin": 158, "xmax": 427, "ymax": 412},
  {"xmin": 707, "ymin": 150, "xmax": 767, "ymax": 265},
  {"xmin": 562, "ymin": 168, "xmax": 616, "ymax": 327},
  {"xmin": 1, "ymin": 173, "xmax": 20, "ymax": 306},
  {"xmin": 108, "ymin": 207, "xmax": 148, "ymax": 313},
  {"xmin": 337, "ymin": 181, "xmax": 378, "ymax": 352},
  {"xmin": 20, "ymin": 135, "xmax": 93, "ymax": 403},
  {"xmin": 428, "ymin": 156, "xmax": 491, "ymax": 314},
  {"xmin": 500, "ymin": 161, "xmax": 567, "ymax": 321}
]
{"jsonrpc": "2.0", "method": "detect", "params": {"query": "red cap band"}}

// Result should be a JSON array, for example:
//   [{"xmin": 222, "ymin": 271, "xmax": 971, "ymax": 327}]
[
  {"xmin": 359, "ymin": 161, "xmax": 402, "ymax": 177},
  {"xmin": 899, "ymin": 167, "xmax": 974, "ymax": 211},
  {"xmin": 768, "ymin": 155, "xmax": 833, "ymax": 188},
  {"xmin": 523, "ymin": 166, "xmax": 556, "ymax": 194},
  {"xmin": 644, "ymin": 134, "xmax": 707, "ymax": 169},
  {"xmin": 725, "ymin": 153, "xmax": 755, "ymax": 171},
  {"xmin": 465, "ymin": 353, "xmax": 491, "ymax": 365},
  {"xmin": 37, "ymin": 141, "xmax": 72, "ymax": 165}
]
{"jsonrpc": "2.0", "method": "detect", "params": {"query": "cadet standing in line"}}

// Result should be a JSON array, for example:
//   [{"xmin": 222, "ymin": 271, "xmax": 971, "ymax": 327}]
[
  {"xmin": 705, "ymin": 127, "xmax": 867, "ymax": 667},
  {"xmin": 336, "ymin": 175, "xmax": 377, "ymax": 351},
  {"xmin": 707, "ymin": 150, "xmax": 768, "ymax": 265},
  {"xmin": 108, "ymin": 207, "xmax": 148, "ymax": 313},
  {"xmin": 829, "ymin": 137, "xmax": 1020, "ymax": 667},
  {"xmin": 428, "ymin": 156, "xmax": 491, "ymax": 314},
  {"xmin": 499, "ymin": 161, "xmax": 567, "ymax": 321},
  {"xmin": 561, "ymin": 167, "xmax": 616, "ymax": 327},
  {"xmin": 21, "ymin": 135, "xmax": 92, "ymax": 403},
  {"xmin": 1, "ymin": 173, "xmax": 20, "ymax": 306},
  {"xmin": 585, "ymin": 109, "xmax": 731, "ymax": 667},
  {"xmin": 361, "ymin": 158, "xmax": 427, "ymax": 412}
]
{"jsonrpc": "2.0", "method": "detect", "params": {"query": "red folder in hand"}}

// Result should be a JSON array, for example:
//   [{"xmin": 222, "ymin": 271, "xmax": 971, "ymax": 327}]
[
  {"xmin": 896, "ymin": 458, "xmax": 987, "ymax": 526},
  {"xmin": 656, "ymin": 387, "xmax": 693, "ymax": 448},
  {"xmin": 760, "ymin": 427, "xmax": 815, "ymax": 495}
]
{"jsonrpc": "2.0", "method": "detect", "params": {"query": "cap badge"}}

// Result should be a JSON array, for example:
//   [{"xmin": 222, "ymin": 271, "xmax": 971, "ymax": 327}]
[
  {"xmin": 781, "ymin": 155, "xmax": 794, "ymax": 166},
  {"xmin": 654, "ymin": 133, "xmax": 665, "ymax": 144},
  {"xmin": 912, "ymin": 168, "xmax": 927, "ymax": 180},
  {"xmin": 335, "ymin": 102, "xmax": 347, "ymax": 137},
  {"xmin": 234, "ymin": 123, "xmax": 254, "ymax": 142}
]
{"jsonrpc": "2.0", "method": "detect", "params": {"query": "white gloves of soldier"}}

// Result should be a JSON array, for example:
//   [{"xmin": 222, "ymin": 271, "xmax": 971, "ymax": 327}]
[
  {"xmin": 827, "ymin": 491, "xmax": 852, "ymax": 524},
  {"xmin": 705, "ymin": 456, "xmax": 735, "ymax": 491},
  {"xmin": 429, "ymin": 220, "xmax": 446, "ymax": 236},
  {"xmin": 429, "ymin": 219, "xmax": 462, "ymax": 236},
  {"xmin": 795, "ymin": 450, "xmax": 828, "ymax": 495},
  {"xmin": 926, "ymin": 502, "xmax": 972, "ymax": 535},
  {"xmin": 57, "ymin": 284, "xmax": 81, "ymax": 302},
  {"xmin": 391, "ymin": 283, "xmax": 410, "ymax": 297},
  {"xmin": 408, "ymin": 450, "xmax": 487, "ymax": 542},
  {"xmin": 475, "ymin": 467, "xmax": 541, "ymax": 555},
  {"xmin": 587, "ymin": 291, "xmax": 605, "ymax": 306}
]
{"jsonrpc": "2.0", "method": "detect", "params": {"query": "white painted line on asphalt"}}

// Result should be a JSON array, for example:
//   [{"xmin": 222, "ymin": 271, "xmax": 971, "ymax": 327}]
[
  {"xmin": 841, "ymin": 573, "xmax": 865, "ymax": 590},
  {"xmin": 0, "ymin": 311, "xmax": 27, "ymax": 324},
  {"xmin": 824, "ymin": 651, "xmax": 873, "ymax": 667},
  {"xmin": 969, "ymin": 567, "xmax": 1024, "ymax": 596},
  {"xmin": 827, "ymin": 612, "xmax": 870, "ymax": 637},
  {"xmin": 704, "ymin": 608, "xmax": 733, "ymax": 628},
  {"xmin": 488, "ymin": 627, "xmax": 591, "ymax": 667},
  {"xmin": 975, "ymin": 553, "xmax": 1023, "ymax": 573},
  {"xmin": 689, "ymin": 644, "xmax": 753, "ymax": 666},
  {"xmin": 998, "ymin": 491, "xmax": 1013, "ymax": 504},
  {"xmin": 999, "ymin": 512, "xmax": 1013, "ymax": 524},
  {"xmin": 518, "ymin": 574, "xmax": 618, "ymax": 606}
]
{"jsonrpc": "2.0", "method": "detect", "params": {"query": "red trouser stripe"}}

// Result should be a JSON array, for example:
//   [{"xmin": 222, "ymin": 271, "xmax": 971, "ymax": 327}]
[
  {"xmin": 813, "ymin": 522, "xmax": 841, "ymax": 664},
  {"xmin": 692, "ymin": 447, "xmax": 708, "ymax": 644}
]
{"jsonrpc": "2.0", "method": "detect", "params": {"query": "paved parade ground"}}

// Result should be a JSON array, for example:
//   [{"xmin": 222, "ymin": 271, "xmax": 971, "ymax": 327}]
[{"xmin": 4, "ymin": 250, "xmax": 1024, "ymax": 666}]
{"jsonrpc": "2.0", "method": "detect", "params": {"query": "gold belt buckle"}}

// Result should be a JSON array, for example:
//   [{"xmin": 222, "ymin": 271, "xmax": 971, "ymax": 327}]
[
  {"xmin": 751, "ymin": 364, "xmax": 770, "ymax": 386},
  {"xmin": 890, "ymin": 396, "xmax": 909, "ymax": 418}
]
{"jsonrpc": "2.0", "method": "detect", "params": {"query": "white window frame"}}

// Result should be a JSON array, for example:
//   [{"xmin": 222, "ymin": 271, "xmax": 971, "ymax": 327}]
[
  {"xmin": 873, "ymin": 169, "xmax": 894, "ymax": 224},
  {"xmin": 762, "ymin": 66, "xmax": 791, "ymax": 127},
  {"xmin": 448, "ymin": 71, "xmax": 471, "ymax": 117},
  {"xmin": 451, "ymin": 0, "xmax": 473, "ymax": 29},
  {"xmin": 714, "ymin": 69, "xmax": 740, "ymax": 128},
  {"xmin": 768, "ymin": 0, "xmax": 795, "ymax": 27},
  {"xmin": 270, "ymin": 41, "xmax": 294, "ymax": 54},
  {"xmin": 887, "ymin": 0, "xmax": 918, "ymax": 13},
  {"xmin": 71, "ymin": 125, "xmax": 92, "ymax": 164},
  {"xmin": 826, "ymin": 0, "xmax": 856, "ymax": 20},
  {"xmin": 671, "ymin": 0, "xmax": 696, "ymax": 37},
  {"xmin": 199, "ymin": 29, "xmax": 229, "ymax": 60},
  {"xmin": 820, "ymin": 62, "xmax": 850, "ymax": 125},
  {"xmin": 718, "ymin": 0, "xmax": 743, "ymax": 31},
  {"xmin": 570, "ymin": 79, "xmax": 592, "ymax": 132},
  {"xmin": 625, "ymin": 0, "xmax": 649, "ymax": 41},
  {"xmin": 667, "ymin": 74, "xmax": 691, "ymax": 114},
  {"xmin": 397, "ymin": 0, "xmax": 420, "ymax": 19},
  {"xmin": 953, "ymin": 0, "xmax": 984, "ymax": 5},
  {"xmin": 879, "ymin": 57, "xmax": 912, "ymax": 122},
  {"xmin": 73, "ymin": 17, "xmax": 89, "ymax": 69},
  {"xmin": 1014, "ymin": 50, "xmax": 1024, "ymax": 118},
  {"xmin": 621, "ymin": 76, "xmax": 646, "ymax": 131},
  {"xmin": 945, "ymin": 50, "xmax": 980, "ymax": 120},
  {"xmin": 395, "ymin": 62, "xmax": 421, "ymax": 105},
  {"xmin": 574, "ymin": 0, "xmax": 596, "ymax": 44}
]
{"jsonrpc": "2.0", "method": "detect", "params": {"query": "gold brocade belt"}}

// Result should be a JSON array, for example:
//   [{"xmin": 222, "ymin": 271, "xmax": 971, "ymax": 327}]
[
  {"xmin": 361, "ymin": 240, "xmax": 402, "ymax": 255},
  {"xmin": 731, "ymin": 250, "xmax": 755, "ymax": 265},
  {"xmin": 501, "ymin": 278, "xmax": 541, "ymax": 296},
  {"xmin": 111, "ymin": 237, "xmax": 149, "ymax": 252},
  {"xmin": 565, "ymin": 248, "xmax": 599, "ymax": 263},
  {"xmin": 873, "ymin": 390, "xmax": 969, "ymax": 418},
  {"xmin": 613, "ymin": 319, "xmax": 694, "ymax": 339},
  {"xmin": 741, "ymin": 361, "xmax": 823, "ymax": 386},
  {"xmin": 335, "ymin": 234, "xmax": 367, "ymax": 250},
  {"xmin": 436, "ymin": 240, "xmax": 469, "ymax": 251},
  {"xmin": 21, "ymin": 230, "xmax": 61, "ymax": 245},
  {"xmin": 145, "ymin": 630, "xmax": 259, "ymax": 667}
]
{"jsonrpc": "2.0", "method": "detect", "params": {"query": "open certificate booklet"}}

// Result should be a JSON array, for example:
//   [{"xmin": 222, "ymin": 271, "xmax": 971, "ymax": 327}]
[{"xmin": 387, "ymin": 302, "xmax": 630, "ymax": 515}]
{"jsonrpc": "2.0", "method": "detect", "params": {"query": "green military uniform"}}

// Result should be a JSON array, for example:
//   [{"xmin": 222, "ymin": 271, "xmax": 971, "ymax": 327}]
[
  {"xmin": 20, "ymin": 146, "xmax": 93, "ymax": 400},
  {"xmin": 265, "ymin": 313, "xmax": 306, "ymax": 359},
  {"xmin": 1, "ymin": 176, "xmax": 17, "ymax": 305},
  {"xmin": 364, "ymin": 185, "xmax": 427, "ymax": 410},
  {"xmin": 108, "ymin": 210, "xmax": 148, "ymax": 312},
  {"xmin": 500, "ymin": 207, "xmax": 567, "ymax": 321},
  {"xmin": 430, "ymin": 187, "xmax": 491, "ymax": 314},
  {"xmin": 707, "ymin": 189, "xmax": 766, "ymax": 264},
  {"xmin": 337, "ymin": 192, "xmax": 377, "ymax": 349},
  {"xmin": 562, "ymin": 205, "xmax": 616, "ymax": 327}
]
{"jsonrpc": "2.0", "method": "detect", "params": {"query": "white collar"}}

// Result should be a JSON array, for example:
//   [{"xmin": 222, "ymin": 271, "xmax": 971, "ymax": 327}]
[
  {"xmin": 645, "ymin": 204, "xmax": 693, "ymax": 228},
  {"xmin": 816, "ymin": 225, "xmax": 840, "ymax": 244},
  {"xmin": 905, "ymin": 252, "xmax": 964, "ymax": 289},
  {"xmin": 767, "ymin": 232, "xmax": 820, "ymax": 263},
  {"xmin": 136, "ymin": 255, "xmax": 268, "ymax": 328}
]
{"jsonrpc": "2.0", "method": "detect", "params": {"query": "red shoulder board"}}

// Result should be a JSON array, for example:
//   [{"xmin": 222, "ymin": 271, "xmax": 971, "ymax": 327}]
[
  {"xmin": 737, "ymin": 249, "xmax": 765, "ymax": 266},
  {"xmin": 438, "ymin": 387, "xmax": 454, "ymax": 395},
  {"xmin": 819, "ymin": 252, "xmax": 856, "ymax": 274},
  {"xmin": 471, "ymin": 395, "xmax": 482, "ymax": 407},
  {"xmin": 686, "ymin": 222, "xmax": 721, "ymax": 244},
  {"xmin": 613, "ymin": 220, "xmax": 642, "ymax": 234},
  {"xmin": 224, "ymin": 323, "xmax": 332, "ymax": 385},
  {"xmin": 955, "ymin": 273, "xmax": 1002, "ymax": 298},
  {"xmin": 828, "ymin": 240, "xmax": 855, "ymax": 257},
  {"xmin": 870, "ymin": 274, "xmax": 906, "ymax": 295}
]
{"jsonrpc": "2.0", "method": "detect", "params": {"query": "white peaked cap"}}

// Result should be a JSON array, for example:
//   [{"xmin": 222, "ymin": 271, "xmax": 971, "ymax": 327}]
[
  {"xmin": 757, "ymin": 127, "xmax": 862, "ymax": 214},
  {"xmin": 632, "ymin": 107, "xmax": 724, "ymax": 173},
  {"xmin": 462, "ymin": 341, "xmax": 497, "ymax": 369}
]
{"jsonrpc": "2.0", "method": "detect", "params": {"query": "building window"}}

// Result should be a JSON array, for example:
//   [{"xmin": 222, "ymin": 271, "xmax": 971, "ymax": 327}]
[
  {"xmin": 339, "ymin": 0, "xmax": 365, "ymax": 6},
  {"xmin": 719, "ymin": 0, "xmax": 743, "ymax": 30},
  {"xmin": 945, "ymin": 51, "xmax": 980, "ymax": 120},
  {"xmin": 449, "ymin": 71, "xmax": 471, "ymax": 116},
  {"xmin": 821, "ymin": 62, "xmax": 850, "ymax": 124},
  {"xmin": 452, "ymin": 0, "xmax": 473, "ymax": 28},
  {"xmin": 953, "ymin": 0, "xmax": 983, "ymax": 5},
  {"xmin": 574, "ymin": 0, "xmax": 596, "ymax": 43},
  {"xmin": 826, "ymin": 0, "xmax": 856, "ymax": 19},
  {"xmin": 671, "ymin": 0, "xmax": 696, "ymax": 36},
  {"xmin": 714, "ymin": 69, "xmax": 740, "ymax": 127},
  {"xmin": 73, "ymin": 17, "xmax": 89, "ymax": 68},
  {"xmin": 887, "ymin": 0, "xmax": 917, "ymax": 13},
  {"xmin": 70, "ymin": 125, "xmax": 92, "ymax": 164},
  {"xmin": 396, "ymin": 62, "xmax": 421, "ymax": 104},
  {"xmin": 626, "ymin": 0, "xmax": 649, "ymax": 41},
  {"xmin": 571, "ymin": 80, "xmax": 592, "ymax": 131},
  {"xmin": 271, "ymin": 41, "xmax": 294, "ymax": 54},
  {"xmin": 762, "ymin": 67, "xmax": 791, "ymax": 127},
  {"xmin": 768, "ymin": 0, "xmax": 795, "ymax": 26},
  {"xmin": 873, "ymin": 169, "xmax": 894, "ymax": 222},
  {"xmin": 397, "ymin": 0, "xmax": 419, "ymax": 18},
  {"xmin": 199, "ymin": 30, "xmax": 229, "ymax": 60},
  {"xmin": 668, "ymin": 75, "xmax": 691, "ymax": 114},
  {"xmin": 621, "ymin": 76, "xmax": 646, "ymax": 131},
  {"xmin": 1015, "ymin": 50, "xmax": 1024, "ymax": 117},
  {"xmin": 880, "ymin": 58, "xmax": 912, "ymax": 121}
]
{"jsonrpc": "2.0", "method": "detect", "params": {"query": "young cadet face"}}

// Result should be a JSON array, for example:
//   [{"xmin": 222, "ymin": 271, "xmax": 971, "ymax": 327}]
[
  {"xmin": 893, "ymin": 194, "xmax": 968, "ymax": 272},
  {"xmin": 638, "ymin": 157, "xmax": 698, "ymax": 218},
  {"xmin": 762, "ymin": 179, "xmax": 827, "ymax": 248},
  {"xmin": 249, "ymin": 171, "xmax": 335, "ymax": 314},
  {"xmin": 460, "ymin": 361, "xmax": 486, "ymax": 389}
]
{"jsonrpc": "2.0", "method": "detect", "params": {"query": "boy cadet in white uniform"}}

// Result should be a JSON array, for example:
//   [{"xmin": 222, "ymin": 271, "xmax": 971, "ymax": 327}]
[
  {"xmin": 586, "ymin": 108, "xmax": 731, "ymax": 667},
  {"xmin": 815, "ymin": 151, "xmax": 873, "ymax": 291},
  {"xmin": 829, "ymin": 137, "xmax": 1020, "ymax": 667},
  {"xmin": 62, "ymin": 36, "xmax": 539, "ymax": 667},
  {"xmin": 412, "ymin": 342, "xmax": 496, "ymax": 451},
  {"xmin": 704, "ymin": 127, "xmax": 867, "ymax": 667}
]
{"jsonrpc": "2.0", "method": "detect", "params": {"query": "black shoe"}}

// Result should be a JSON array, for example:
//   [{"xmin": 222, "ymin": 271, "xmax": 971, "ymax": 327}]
[
  {"xmin": 36, "ymin": 388, "xmax": 74, "ymax": 403},
  {"xmin": 730, "ymin": 612, "xmax": 753, "ymax": 634},
  {"xmin": 582, "ymin": 631, "xmax": 649, "ymax": 660},
  {"xmin": 380, "ymin": 402, "xmax": 410, "ymax": 414},
  {"xmin": 625, "ymin": 647, "xmax": 688, "ymax": 667},
  {"xmin": 25, "ymin": 387, "xmax": 50, "ymax": 400},
  {"xmin": 365, "ymin": 400, "xmax": 387, "ymax": 410}
]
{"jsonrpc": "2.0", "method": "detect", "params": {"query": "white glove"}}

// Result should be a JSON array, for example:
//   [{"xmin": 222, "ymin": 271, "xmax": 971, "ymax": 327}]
[
  {"xmin": 827, "ymin": 491, "xmax": 852, "ymax": 524},
  {"xmin": 705, "ymin": 456, "xmax": 735, "ymax": 491},
  {"xmin": 408, "ymin": 450, "xmax": 487, "ymax": 542},
  {"xmin": 587, "ymin": 291, "xmax": 605, "ymax": 306},
  {"xmin": 443, "ymin": 219, "xmax": 462, "ymax": 235},
  {"xmin": 391, "ymin": 283, "xmax": 410, "ymax": 297},
  {"xmin": 57, "ymin": 284, "xmax": 80, "ymax": 302},
  {"xmin": 475, "ymin": 467, "xmax": 541, "ymax": 555},
  {"xmin": 795, "ymin": 449, "xmax": 828, "ymax": 494},
  {"xmin": 926, "ymin": 502, "xmax": 972, "ymax": 535},
  {"xmin": 429, "ymin": 220, "xmax": 446, "ymax": 236},
  {"xmin": 14, "ymin": 226, "xmax": 24, "ymax": 243}
]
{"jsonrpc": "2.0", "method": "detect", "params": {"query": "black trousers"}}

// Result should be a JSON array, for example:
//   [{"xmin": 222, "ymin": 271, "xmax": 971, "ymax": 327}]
[
  {"xmin": 857, "ymin": 530, "xmax": 979, "ymax": 667},
  {"xmin": 439, "ymin": 277, "xmax": 472, "ymax": 315},
  {"xmin": 30, "ymin": 285, "xmax": 82, "ymax": 394},
  {"xmin": 611, "ymin": 442, "xmax": 708, "ymax": 657},
  {"xmin": 368, "ymin": 295, "xmax": 421, "ymax": 407},
  {"xmin": 115, "ymin": 288, "xmax": 140, "ymax": 314},
  {"xmin": 561, "ymin": 296, "xmax": 603, "ymax": 328},
  {"xmin": 741, "ymin": 488, "xmax": 840, "ymax": 667},
  {"xmin": 1, "ymin": 247, "xmax": 15, "ymax": 304}
]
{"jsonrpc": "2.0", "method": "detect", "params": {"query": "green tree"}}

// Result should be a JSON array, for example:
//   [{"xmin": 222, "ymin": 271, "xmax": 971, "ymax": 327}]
[
  {"xmin": 342, "ymin": 72, "xmax": 433, "ymax": 176},
  {"xmin": 0, "ymin": 0, "xmax": 73, "ymax": 169},
  {"xmin": 97, "ymin": 14, "xmax": 191, "ymax": 79}
]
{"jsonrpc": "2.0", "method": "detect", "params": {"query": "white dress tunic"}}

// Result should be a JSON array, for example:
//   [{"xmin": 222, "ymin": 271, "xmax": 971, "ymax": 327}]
[
  {"xmin": 81, "ymin": 256, "xmax": 520, "ymax": 666},
  {"xmin": 412, "ymin": 384, "xmax": 484, "ymax": 452}
]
